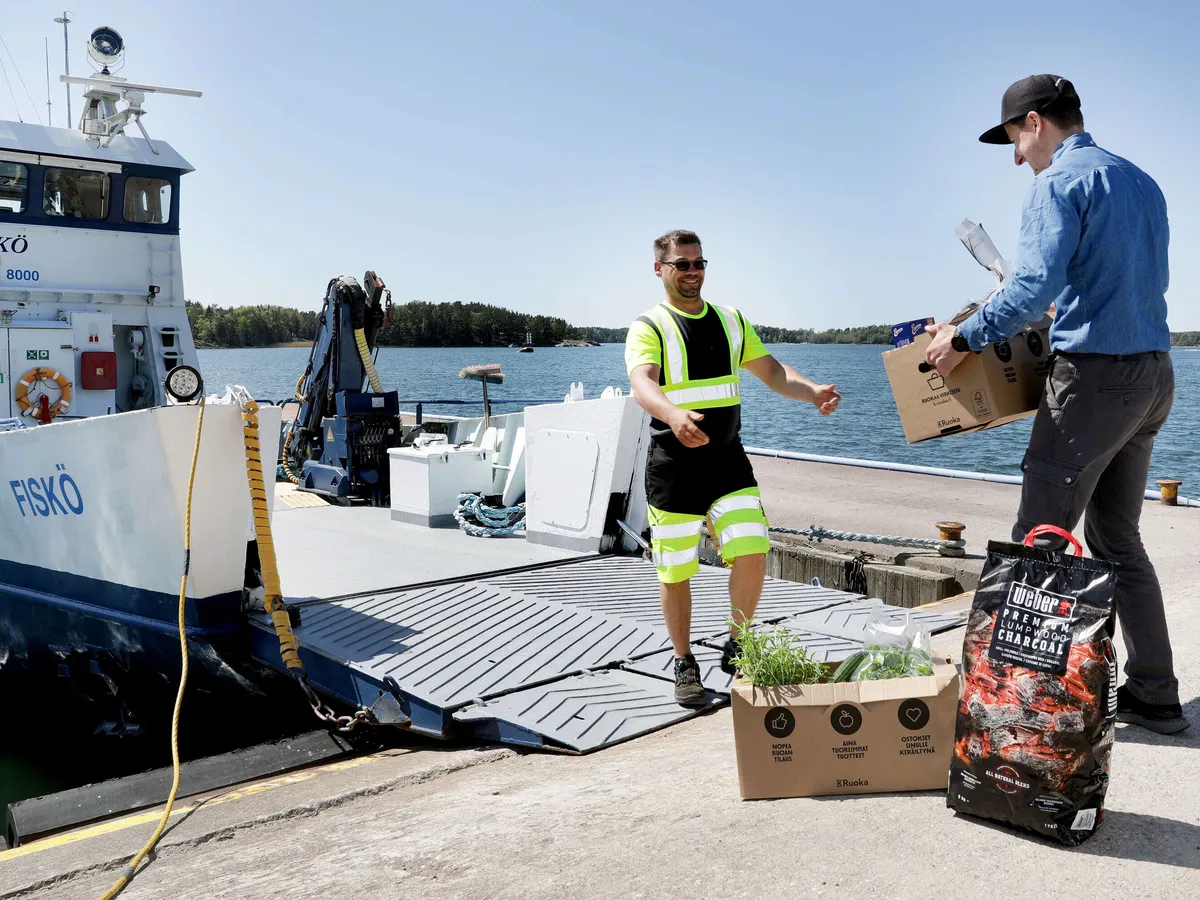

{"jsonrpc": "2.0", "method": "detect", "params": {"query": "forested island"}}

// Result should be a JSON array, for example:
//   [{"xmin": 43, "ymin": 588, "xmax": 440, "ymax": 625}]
[{"xmin": 186, "ymin": 301, "xmax": 1200, "ymax": 350}]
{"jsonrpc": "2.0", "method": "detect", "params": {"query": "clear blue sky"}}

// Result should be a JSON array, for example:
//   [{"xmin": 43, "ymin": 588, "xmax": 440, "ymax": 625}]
[{"xmin": 4, "ymin": 1, "xmax": 1199, "ymax": 329}]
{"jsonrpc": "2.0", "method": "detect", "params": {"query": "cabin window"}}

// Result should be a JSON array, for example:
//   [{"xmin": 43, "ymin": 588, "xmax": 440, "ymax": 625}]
[
  {"xmin": 0, "ymin": 163, "xmax": 28, "ymax": 214},
  {"xmin": 43, "ymin": 167, "xmax": 110, "ymax": 220},
  {"xmin": 123, "ymin": 176, "xmax": 172, "ymax": 225}
]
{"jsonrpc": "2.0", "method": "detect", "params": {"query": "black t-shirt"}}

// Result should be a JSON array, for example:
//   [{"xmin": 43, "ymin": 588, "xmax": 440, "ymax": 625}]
[{"xmin": 639, "ymin": 304, "xmax": 742, "ymax": 457}]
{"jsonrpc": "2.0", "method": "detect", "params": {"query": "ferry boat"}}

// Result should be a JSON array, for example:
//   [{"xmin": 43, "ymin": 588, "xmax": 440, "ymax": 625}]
[{"xmin": 0, "ymin": 26, "xmax": 280, "ymax": 719}]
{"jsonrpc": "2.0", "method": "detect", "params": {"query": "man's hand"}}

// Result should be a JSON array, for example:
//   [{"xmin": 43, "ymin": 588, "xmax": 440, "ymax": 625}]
[
  {"xmin": 812, "ymin": 384, "xmax": 840, "ymax": 416},
  {"xmin": 925, "ymin": 322, "xmax": 969, "ymax": 376},
  {"xmin": 668, "ymin": 408, "xmax": 709, "ymax": 448}
]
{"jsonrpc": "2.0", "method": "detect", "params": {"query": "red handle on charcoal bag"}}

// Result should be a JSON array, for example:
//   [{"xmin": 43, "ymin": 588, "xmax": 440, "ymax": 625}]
[{"xmin": 1023, "ymin": 524, "xmax": 1083, "ymax": 556}]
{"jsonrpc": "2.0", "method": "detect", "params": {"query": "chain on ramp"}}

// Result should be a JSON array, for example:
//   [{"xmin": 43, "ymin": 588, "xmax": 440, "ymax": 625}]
[{"xmin": 768, "ymin": 524, "xmax": 965, "ymax": 555}]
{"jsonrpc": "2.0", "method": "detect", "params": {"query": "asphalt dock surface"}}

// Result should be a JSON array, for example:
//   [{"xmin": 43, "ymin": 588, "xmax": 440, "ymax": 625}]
[{"xmin": 3, "ymin": 460, "xmax": 1197, "ymax": 899}]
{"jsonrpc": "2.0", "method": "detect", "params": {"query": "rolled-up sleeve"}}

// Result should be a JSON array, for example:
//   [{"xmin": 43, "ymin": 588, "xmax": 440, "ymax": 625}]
[{"xmin": 957, "ymin": 180, "xmax": 1082, "ymax": 350}]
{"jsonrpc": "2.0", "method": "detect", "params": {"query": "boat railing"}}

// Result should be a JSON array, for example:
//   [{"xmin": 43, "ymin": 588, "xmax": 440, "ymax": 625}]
[{"xmin": 258, "ymin": 397, "xmax": 561, "ymax": 425}]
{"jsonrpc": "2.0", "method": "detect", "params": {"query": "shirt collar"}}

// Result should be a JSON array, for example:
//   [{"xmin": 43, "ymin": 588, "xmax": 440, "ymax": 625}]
[{"xmin": 1051, "ymin": 131, "xmax": 1095, "ymax": 165}]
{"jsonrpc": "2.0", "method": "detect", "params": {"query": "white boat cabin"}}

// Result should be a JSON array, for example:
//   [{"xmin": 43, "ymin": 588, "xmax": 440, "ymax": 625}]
[{"xmin": 0, "ymin": 112, "xmax": 198, "ymax": 422}]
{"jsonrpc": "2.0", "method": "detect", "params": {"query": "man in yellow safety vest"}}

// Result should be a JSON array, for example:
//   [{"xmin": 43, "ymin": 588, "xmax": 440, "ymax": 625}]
[{"xmin": 626, "ymin": 229, "xmax": 841, "ymax": 707}]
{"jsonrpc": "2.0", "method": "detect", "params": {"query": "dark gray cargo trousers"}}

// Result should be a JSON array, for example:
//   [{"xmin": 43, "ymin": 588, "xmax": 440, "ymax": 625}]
[{"xmin": 1014, "ymin": 350, "xmax": 1177, "ymax": 704}]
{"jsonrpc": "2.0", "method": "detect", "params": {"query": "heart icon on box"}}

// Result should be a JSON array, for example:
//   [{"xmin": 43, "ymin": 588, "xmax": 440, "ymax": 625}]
[{"xmin": 897, "ymin": 698, "xmax": 930, "ymax": 731}]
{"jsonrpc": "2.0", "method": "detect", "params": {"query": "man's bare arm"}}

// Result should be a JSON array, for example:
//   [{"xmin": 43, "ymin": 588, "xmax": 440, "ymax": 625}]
[{"xmin": 742, "ymin": 355, "xmax": 840, "ymax": 415}]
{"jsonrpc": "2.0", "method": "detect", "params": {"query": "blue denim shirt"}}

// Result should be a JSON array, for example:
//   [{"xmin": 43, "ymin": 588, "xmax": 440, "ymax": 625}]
[{"xmin": 957, "ymin": 133, "xmax": 1170, "ymax": 355}]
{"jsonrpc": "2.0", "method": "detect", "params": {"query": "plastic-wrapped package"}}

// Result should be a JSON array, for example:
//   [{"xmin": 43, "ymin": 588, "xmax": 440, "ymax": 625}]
[{"xmin": 831, "ymin": 609, "xmax": 936, "ymax": 682}]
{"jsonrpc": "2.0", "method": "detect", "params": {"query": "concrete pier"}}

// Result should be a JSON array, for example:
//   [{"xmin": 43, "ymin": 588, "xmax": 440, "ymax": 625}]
[{"xmin": 3, "ymin": 460, "xmax": 1197, "ymax": 899}]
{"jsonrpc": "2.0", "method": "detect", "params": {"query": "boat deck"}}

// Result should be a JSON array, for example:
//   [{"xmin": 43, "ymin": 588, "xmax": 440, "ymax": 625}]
[{"xmin": 254, "ymin": 485, "xmax": 966, "ymax": 753}]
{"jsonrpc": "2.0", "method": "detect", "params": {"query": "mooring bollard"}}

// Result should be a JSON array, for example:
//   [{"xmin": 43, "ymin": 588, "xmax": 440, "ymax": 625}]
[
  {"xmin": 1156, "ymin": 478, "xmax": 1182, "ymax": 506},
  {"xmin": 936, "ymin": 521, "xmax": 966, "ymax": 558}
]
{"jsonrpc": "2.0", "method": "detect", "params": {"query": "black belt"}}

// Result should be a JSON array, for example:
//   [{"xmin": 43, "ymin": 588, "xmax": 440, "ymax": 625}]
[{"xmin": 1058, "ymin": 350, "xmax": 1168, "ymax": 362}]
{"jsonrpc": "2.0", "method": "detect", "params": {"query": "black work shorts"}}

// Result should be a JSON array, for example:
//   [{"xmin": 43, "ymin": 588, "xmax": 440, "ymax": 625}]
[{"xmin": 645, "ymin": 440, "xmax": 759, "ymax": 516}]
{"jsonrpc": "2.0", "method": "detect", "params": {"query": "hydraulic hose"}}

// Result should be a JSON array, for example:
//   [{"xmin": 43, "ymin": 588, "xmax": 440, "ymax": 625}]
[
  {"xmin": 280, "ymin": 426, "xmax": 302, "ymax": 485},
  {"xmin": 354, "ymin": 327, "xmax": 384, "ymax": 394},
  {"xmin": 99, "ymin": 397, "xmax": 206, "ymax": 899}
]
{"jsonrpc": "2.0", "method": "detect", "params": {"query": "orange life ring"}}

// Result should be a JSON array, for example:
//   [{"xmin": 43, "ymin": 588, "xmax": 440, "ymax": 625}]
[{"xmin": 16, "ymin": 367, "xmax": 73, "ymax": 419}]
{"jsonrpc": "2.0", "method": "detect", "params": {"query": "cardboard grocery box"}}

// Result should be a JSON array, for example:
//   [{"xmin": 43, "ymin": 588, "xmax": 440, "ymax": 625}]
[
  {"xmin": 731, "ymin": 660, "xmax": 959, "ymax": 799},
  {"xmin": 882, "ymin": 327, "xmax": 1052, "ymax": 443}
]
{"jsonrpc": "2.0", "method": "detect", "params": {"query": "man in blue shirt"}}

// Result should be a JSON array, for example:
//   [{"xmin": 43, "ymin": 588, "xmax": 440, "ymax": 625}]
[{"xmin": 926, "ymin": 75, "xmax": 1187, "ymax": 734}]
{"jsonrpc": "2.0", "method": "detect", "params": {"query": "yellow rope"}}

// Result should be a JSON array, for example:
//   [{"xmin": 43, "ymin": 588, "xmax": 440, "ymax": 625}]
[
  {"xmin": 354, "ymin": 327, "xmax": 384, "ymax": 394},
  {"xmin": 98, "ymin": 397, "xmax": 206, "ymax": 900},
  {"xmin": 242, "ymin": 400, "xmax": 302, "ymax": 671}
]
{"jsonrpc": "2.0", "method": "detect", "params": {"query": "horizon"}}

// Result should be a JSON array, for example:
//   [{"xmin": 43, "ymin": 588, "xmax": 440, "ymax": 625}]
[{"xmin": 4, "ymin": 1, "xmax": 1199, "ymax": 329}]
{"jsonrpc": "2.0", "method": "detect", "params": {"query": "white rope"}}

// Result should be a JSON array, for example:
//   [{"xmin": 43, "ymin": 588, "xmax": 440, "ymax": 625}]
[{"xmin": 455, "ymin": 492, "xmax": 526, "ymax": 537}]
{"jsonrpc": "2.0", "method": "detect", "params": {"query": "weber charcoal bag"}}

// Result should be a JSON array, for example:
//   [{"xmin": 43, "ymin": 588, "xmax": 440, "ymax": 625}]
[{"xmin": 948, "ymin": 526, "xmax": 1119, "ymax": 845}]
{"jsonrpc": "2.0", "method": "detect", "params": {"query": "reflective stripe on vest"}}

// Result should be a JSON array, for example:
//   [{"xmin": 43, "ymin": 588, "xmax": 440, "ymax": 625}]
[
  {"xmin": 714, "ymin": 305, "xmax": 743, "ymax": 368},
  {"xmin": 646, "ymin": 305, "xmax": 686, "ymax": 384},
  {"xmin": 663, "ymin": 381, "xmax": 740, "ymax": 407},
  {"xmin": 644, "ymin": 303, "xmax": 744, "ymax": 406}
]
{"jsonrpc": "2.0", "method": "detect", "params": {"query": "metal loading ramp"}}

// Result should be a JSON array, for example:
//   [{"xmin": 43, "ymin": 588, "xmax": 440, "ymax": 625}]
[{"xmin": 248, "ymin": 555, "xmax": 966, "ymax": 753}]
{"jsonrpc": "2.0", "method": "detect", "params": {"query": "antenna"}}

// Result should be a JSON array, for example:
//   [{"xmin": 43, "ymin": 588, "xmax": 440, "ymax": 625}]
[
  {"xmin": 53, "ymin": 11, "xmax": 72, "ymax": 125},
  {"xmin": 45, "ymin": 38, "xmax": 52, "ymax": 126}
]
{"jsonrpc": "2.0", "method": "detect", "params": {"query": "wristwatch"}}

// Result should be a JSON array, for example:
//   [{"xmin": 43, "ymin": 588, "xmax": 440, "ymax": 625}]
[{"xmin": 950, "ymin": 332, "xmax": 971, "ymax": 353}]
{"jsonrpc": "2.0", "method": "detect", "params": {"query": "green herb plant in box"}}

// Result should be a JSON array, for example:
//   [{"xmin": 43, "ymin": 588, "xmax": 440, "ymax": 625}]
[{"xmin": 728, "ymin": 617, "xmax": 824, "ymax": 688}]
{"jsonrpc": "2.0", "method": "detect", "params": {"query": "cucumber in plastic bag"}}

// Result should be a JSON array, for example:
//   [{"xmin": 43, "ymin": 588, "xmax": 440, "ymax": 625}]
[{"xmin": 848, "ymin": 610, "xmax": 935, "ymax": 681}]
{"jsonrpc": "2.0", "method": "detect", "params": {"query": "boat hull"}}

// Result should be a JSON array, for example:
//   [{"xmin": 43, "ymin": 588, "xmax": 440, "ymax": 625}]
[{"xmin": 0, "ymin": 403, "xmax": 281, "ymax": 711}]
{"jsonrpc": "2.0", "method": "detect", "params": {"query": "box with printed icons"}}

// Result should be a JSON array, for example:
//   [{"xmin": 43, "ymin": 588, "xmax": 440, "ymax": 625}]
[
  {"xmin": 730, "ymin": 659, "xmax": 960, "ymax": 799},
  {"xmin": 881, "ymin": 325, "xmax": 1052, "ymax": 444}
]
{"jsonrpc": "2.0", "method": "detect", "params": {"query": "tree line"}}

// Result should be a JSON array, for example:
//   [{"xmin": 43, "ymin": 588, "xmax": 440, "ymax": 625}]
[{"xmin": 186, "ymin": 301, "xmax": 1200, "ymax": 349}]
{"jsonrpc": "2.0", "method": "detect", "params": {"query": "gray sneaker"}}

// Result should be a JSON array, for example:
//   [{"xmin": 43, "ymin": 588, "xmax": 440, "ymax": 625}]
[{"xmin": 673, "ymin": 654, "xmax": 707, "ymax": 708}]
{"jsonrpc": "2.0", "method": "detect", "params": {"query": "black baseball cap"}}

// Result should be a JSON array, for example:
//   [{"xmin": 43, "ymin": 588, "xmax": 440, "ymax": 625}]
[{"xmin": 979, "ymin": 74, "xmax": 1081, "ymax": 144}]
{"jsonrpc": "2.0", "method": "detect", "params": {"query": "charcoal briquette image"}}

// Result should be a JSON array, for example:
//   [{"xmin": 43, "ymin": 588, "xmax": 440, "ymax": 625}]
[{"xmin": 947, "ymin": 537, "xmax": 1119, "ymax": 845}]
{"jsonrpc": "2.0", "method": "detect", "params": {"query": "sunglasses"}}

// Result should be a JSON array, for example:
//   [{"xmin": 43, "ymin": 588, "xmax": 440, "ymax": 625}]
[{"xmin": 663, "ymin": 258, "xmax": 708, "ymax": 271}]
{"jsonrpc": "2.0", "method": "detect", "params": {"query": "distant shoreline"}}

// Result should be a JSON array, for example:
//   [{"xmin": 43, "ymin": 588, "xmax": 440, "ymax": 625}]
[{"xmin": 195, "ymin": 338, "xmax": 1200, "ymax": 351}]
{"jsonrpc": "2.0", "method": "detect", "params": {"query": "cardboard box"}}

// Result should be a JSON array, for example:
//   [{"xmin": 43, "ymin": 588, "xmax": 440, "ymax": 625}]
[
  {"xmin": 732, "ymin": 661, "xmax": 959, "ymax": 799},
  {"xmin": 882, "ymin": 327, "xmax": 1052, "ymax": 443}
]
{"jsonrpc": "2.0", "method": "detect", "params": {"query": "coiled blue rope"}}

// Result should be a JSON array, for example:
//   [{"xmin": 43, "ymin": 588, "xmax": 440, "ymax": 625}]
[{"xmin": 455, "ymin": 492, "xmax": 526, "ymax": 537}]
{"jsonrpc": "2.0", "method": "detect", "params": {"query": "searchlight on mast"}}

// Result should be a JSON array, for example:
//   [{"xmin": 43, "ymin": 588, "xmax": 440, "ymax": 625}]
[{"xmin": 61, "ymin": 25, "xmax": 201, "ymax": 153}]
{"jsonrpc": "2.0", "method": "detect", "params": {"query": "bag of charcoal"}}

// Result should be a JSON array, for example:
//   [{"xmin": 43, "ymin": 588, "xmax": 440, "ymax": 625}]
[{"xmin": 947, "ymin": 525, "xmax": 1119, "ymax": 845}]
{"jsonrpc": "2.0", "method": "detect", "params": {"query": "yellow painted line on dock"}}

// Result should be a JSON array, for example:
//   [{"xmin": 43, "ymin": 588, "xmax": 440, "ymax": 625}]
[{"xmin": 0, "ymin": 752, "xmax": 392, "ymax": 863}]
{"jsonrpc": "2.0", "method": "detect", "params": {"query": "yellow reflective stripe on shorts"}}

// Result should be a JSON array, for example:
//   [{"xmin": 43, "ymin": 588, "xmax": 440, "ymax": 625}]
[
  {"xmin": 663, "ymin": 381, "xmax": 739, "ymax": 406},
  {"xmin": 709, "ymin": 493, "xmax": 761, "ymax": 521},
  {"xmin": 651, "ymin": 520, "xmax": 704, "ymax": 540},
  {"xmin": 652, "ymin": 546, "xmax": 699, "ymax": 567},
  {"xmin": 718, "ymin": 521, "xmax": 769, "ymax": 546}
]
